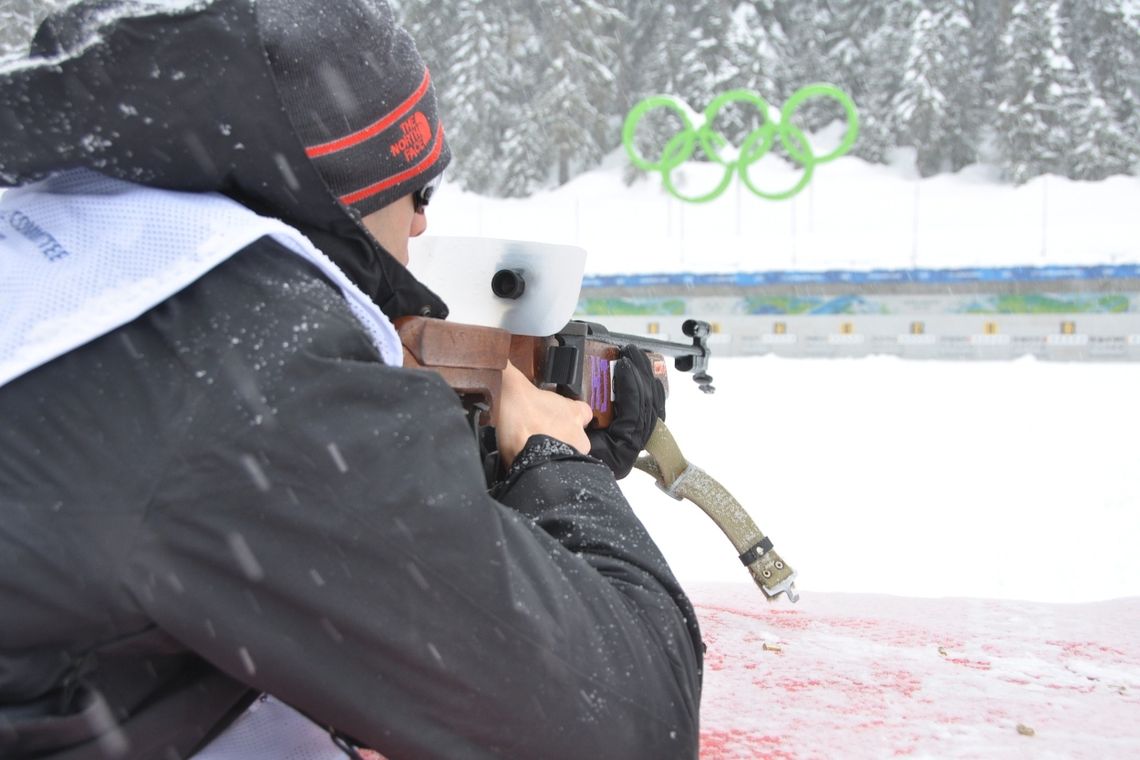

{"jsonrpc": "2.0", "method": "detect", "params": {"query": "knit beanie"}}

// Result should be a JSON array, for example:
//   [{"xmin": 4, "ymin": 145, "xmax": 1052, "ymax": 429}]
[{"xmin": 257, "ymin": 0, "xmax": 450, "ymax": 218}]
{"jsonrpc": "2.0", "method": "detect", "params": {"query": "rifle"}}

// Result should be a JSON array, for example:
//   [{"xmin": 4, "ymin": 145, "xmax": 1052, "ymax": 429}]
[
  {"xmin": 396, "ymin": 315, "xmax": 712, "ymax": 426},
  {"xmin": 396, "ymin": 314, "xmax": 799, "ymax": 603}
]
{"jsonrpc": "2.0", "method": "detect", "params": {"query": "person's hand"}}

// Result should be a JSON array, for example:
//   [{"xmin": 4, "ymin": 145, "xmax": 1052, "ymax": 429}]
[
  {"xmin": 587, "ymin": 346, "xmax": 666, "ymax": 479},
  {"xmin": 497, "ymin": 361, "xmax": 592, "ymax": 468}
]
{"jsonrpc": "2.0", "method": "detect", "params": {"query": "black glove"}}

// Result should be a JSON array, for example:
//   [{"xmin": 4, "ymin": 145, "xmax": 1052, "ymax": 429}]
[{"xmin": 587, "ymin": 345, "xmax": 666, "ymax": 479}]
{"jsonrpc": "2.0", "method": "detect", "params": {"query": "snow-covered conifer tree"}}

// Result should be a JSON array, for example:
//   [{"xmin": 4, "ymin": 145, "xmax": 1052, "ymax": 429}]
[
  {"xmin": 401, "ymin": 0, "xmax": 552, "ymax": 195},
  {"xmin": 611, "ymin": 1, "xmax": 684, "ymax": 185},
  {"xmin": 993, "ymin": 0, "xmax": 1081, "ymax": 183},
  {"xmin": 520, "ymin": 0, "xmax": 625, "ymax": 190},
  {"xmin": 892, "ymin": 3, "xmax": 982, "ymax": 175},
  {"xmin": 1060, "ymin": 0, "xmax": 1140, "ymax": 175},
  {"xmin": 842, "ymin": 0, "xmax": 920, "ymax": 164},
  {"xmin": 672, "ymin": 0, "xmax": 738, "ymax": 108}
]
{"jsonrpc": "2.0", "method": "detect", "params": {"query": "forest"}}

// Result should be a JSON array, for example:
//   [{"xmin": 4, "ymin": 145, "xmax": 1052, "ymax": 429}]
[{"xmin": 3, "ymin": 0, "xmax": 1138, "ymax": 195}]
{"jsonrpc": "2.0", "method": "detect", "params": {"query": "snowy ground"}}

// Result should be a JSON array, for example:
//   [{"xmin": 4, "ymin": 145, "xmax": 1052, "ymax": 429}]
[{"xmin": 625, "ymin": 354, "xmax": 1140, "ymax": 605}]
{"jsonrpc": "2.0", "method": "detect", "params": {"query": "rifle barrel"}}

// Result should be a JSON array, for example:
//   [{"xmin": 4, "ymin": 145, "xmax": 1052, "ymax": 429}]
[{"xmin": 586, "ymin": 330, "xmax": 706, "ymax": 359}]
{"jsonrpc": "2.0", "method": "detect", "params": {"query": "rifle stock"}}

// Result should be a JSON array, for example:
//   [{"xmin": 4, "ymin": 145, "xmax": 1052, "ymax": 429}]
[{"xmin": 395, "ymin": 317, "xmax": 714, "ymax": 427}]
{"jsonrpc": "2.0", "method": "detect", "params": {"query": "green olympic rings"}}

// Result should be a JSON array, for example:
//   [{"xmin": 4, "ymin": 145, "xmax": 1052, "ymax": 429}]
[{"xmin": 622, "ymin": 83, "xmax": 859, "ymax": 202}]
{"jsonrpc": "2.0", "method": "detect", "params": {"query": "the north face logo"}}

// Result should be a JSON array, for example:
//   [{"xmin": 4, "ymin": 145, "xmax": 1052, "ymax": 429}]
[{"xmin": 390, "ymin": 112, "xmax": 432, "ymax": 161}]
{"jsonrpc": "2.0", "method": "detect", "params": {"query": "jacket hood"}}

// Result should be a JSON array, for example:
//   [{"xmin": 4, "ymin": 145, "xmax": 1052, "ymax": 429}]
[{"xmin": 0, "ymin": 0, "xmax": 448, "ymax": 320}]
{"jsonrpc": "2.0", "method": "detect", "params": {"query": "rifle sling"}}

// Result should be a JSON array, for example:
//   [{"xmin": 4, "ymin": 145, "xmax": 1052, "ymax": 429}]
[{"xmin": 635, "ymin": 420, "xmax": 799, "ymax": 603}]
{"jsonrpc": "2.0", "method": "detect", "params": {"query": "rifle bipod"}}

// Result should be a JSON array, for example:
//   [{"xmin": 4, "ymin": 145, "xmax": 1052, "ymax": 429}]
[{"xmin": 635, "ymin": 420, "xmax": 799, "ymax": 603}]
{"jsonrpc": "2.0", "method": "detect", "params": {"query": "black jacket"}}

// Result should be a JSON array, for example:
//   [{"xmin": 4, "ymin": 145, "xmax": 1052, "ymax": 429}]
[{"xmin": 0, "ymin": 1, "xmax": 702, "ymax": 758}]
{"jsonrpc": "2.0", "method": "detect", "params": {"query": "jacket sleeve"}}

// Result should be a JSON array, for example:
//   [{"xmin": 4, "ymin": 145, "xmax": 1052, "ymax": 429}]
[{"xmin": 123, "ymin": 246, "xmax": 702, "ymax": 760}]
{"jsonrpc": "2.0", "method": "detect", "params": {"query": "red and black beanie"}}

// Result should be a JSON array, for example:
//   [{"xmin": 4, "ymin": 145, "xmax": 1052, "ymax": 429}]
[{"xmin": 258, "ymin": 0, "xmax": 450, "ymax": 218}]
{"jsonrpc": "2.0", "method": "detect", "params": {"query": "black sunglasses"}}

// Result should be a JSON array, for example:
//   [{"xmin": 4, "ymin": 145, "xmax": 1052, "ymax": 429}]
[{"xmin": 412, "ymin": 173, "xmax": 443, "ymax": 213}]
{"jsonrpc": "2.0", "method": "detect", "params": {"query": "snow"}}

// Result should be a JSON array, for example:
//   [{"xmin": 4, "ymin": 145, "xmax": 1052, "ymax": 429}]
[
  {"xmin": 625, "ymin": 354, "xmax": 1140, "ymax": 605},
  {"xmin": 422, "ymin": 146, "xmax": 1140, "ymax": 274},
  {"xmin": 412, "ymin": 156, "xmax": 1140, "ymax": 757},
  {"xmin": 414, "ymin": 154, "xmax": 1140, "ymax": 606}
]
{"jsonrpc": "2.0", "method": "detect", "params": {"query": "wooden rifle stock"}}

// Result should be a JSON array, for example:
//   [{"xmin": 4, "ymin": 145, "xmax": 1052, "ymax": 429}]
[{"xmin": 395, "ymin": 316, "xmax": 677, "ymax": 429}]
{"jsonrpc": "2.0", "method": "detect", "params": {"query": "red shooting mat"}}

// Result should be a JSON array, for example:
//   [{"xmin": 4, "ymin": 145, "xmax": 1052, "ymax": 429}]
[{"xmin": 691, "ymin": 582, "xmax": 1140, "ymax": 759}]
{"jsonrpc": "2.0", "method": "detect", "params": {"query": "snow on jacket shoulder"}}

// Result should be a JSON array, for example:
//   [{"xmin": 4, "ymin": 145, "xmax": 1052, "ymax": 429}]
[{"xmin": 0, "ymin": 238, "xmax": 702, "ymax": 759}]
